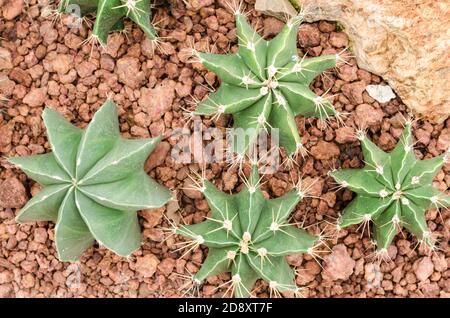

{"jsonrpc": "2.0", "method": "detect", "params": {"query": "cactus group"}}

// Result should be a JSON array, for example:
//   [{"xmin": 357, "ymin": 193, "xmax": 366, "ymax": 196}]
[
  {"xmin": 175, "ymin": 165, "xmax": 318, "ymax": 297},
  {"xmin": 58, "ymin": 0, "xmax": 157, "ymax": 45},
  {"xmin": 329, "ymin": 123, "xmax": 450, "ymax": 253},
  {"xmin": 9, "ymin": 100, "xmax": 171, "ymax": 261},
  {"xmin": 193, "ymin": 11, "xmax": 339, "ymax": 157}
]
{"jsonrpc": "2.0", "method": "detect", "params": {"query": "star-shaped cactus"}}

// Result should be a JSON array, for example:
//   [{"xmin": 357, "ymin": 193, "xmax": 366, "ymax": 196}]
[
  {"xmin": 193, "ymin": 11, "xmax": 339, "ymax": 157},
  {"xmin": 9, "ymin": 100, "xmax": 171, "ymax": 261},
  {"xmin": 329, "ymin": 123, "xmax": 450, "ymax": 253},
  {"xmin": 58, "ymin": 0, "xmax": 157, "ymax": 45},
  {"xmin": 174, "ymin": 166, "xmax": 318, "ymax": 297}
]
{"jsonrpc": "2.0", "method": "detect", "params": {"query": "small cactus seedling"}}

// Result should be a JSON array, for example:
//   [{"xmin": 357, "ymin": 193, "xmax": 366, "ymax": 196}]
[
  {"xmin": 58, "ymin": 0, "xmax": 157, "ymax": 45},
  {"xmin": 175, "ymin": 166, "xmax": 319, "ymax": 297},
  {"xmin": 193, "ymin": 10, "xmax": 339, "ymax": 157},
  {"xmin": 9, "ymin": 100, "xmax": 171, "ymax": 261},
  {"xmin": 329, "ymin": 123, "xmax": 450, "ymax": 253}
]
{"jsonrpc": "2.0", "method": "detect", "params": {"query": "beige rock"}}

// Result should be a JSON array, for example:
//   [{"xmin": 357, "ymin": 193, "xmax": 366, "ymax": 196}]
[
  {"xmin": 256, "ymin": 0, "xmax": 450, "ymax": 123},
  {"xmin": 255, "ymin": 0, "xmax": 297, "ymax": 20}
]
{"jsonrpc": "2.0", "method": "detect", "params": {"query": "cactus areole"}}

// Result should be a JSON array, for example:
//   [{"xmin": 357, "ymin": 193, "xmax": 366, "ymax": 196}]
[
  {"xmin": 194, "ymin": 12, "xmax": 338, "ymax": 156},
  {"xmin": 59, "ymin": 0, "xmax": 157, "ymax": 44},
  {"xmin": 9, "ymin": 100, "xmax": 171, "ymax": 261},
  {"xmin": 176, "ymin": 166, "xmax": 318, "ymax": 297},
  {"xmin": 330, "ymin": 123, "xmax": 450, "ymax": 252}
]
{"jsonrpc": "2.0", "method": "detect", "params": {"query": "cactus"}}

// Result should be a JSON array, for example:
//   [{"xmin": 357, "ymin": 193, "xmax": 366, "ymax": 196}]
[
  {"xmin": 174, "ymin": 165, "xmax": 319, "ymax": 297},
  {"xmin": 8, "ymin": 100, "xmax": 171, "ymax": 261},
  {"xmin": 192, "ymin": 9, "xmax": 340, "ymax": 157},
  {"xmin": 329, "ymin": 122, "xmax": 450, "ymax": 254},
  {"xmin": 58, "ymin": 0, "xmax": 157, "ymax": 45}
]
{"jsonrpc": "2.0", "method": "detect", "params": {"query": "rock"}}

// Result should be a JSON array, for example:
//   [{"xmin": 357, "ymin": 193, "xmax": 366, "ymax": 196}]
[
  {"xmin": 269, "ymin": 178, "xmax": 288, "ymax": 196},
  {"xmin": 40, "ymin": 21, "xmax": 58, "ymax": 45},
  {"xmin": 166, "ymin": 200, "xmax": 180, "ymax": 225},
  {"xmin": 139, "ymin": 80, "xmax": 176, "ymax": 122},
  {"xmin": 256, "ymin": 0, "xmax": 450, "ymax": 122},
  {"xmin": 354, "ymin": 103, "xmax": 384, "ymax": 127},
  {"xmin": 222, "ymin": 169, "xmax": 238, "ymax": 191},
  {"xmin": 135, "ymin": 254, "xmax": 160, "ymax": 278},
  {"xmin": 0, "ymin": 123, "xmax": 13, "ymax": 151},
  {"xmin": 0, "ymin": 284, "xmax": 13, "ymax": 297},
  {"xmin": 255, "ymin": 0, "xmax": 297, "ymax": 20},
  {"xmin": 140, "ymin": 207, "xmax": 164, "ymax": 228},
  {"xmin": 2, "ymin": 0, "xmax": 24, "ymax": 20},
  {"xmin": 182, "ymin": 178, "xmax": 203, "ymax": 199},
  {"xmin": 43, "ymin": 53, "xmax": 73, "ymax": 75},
  {"xmin": 157, "ymin": 258, "xmax": 175, "ymax": 276},
  {"xmin": 21, "ymin": 273, "xmax": 35, "ymax": 289},
  {"xmin": 365, "ymin": 263, "xmax": 383, "ymax": 288},
  {"xmin": 116, "ymin": 57, "xmax": 144, "ymax": 89},
  {"xmin": 263, "ymin": 17, "xmax": 285, "ymax": 38},
  {"xmin": 75, "ymin": 61, "xmax": 97, "ymax": 78},
  {"xmin": 337, "ymin": 64, "xmax": 358, "ymax": 82},
  {"xmin": 414, "ymin": 257, "xmax": 434, "ymax": 282},
  {"xmin": 0, "ymin": 48, "xmax": 13, "ymax": 70},
  {"xmin": 310, "ymin": 141, "xmax": 340, "ymax": 160},
  {"xmin": 0, "ymin": 177, "xmax": 28, "ymax": 208},
  {"xmin": 335, "ymin": 126, "xmax": 357, "ymax": 144},
  {"xmin": 23, "ymin": 88, "xmax": 47, "ymax": 107},
  {"xmin": 322, "ymin": 244, "xmax": 355, "ymax": 280},
  {"xmin": 329, "ymin": 32, "xmax": 349, "ymax": 48},
  {"xmin": 64, "ymin": 33, "xmax": 83, "ymax": 49},
  {"xmin": 366, "ymin": 85, "xmax": 396, "ymax": 103},
  {"xmin": 184, "ymin": 0, "xmax": 214, "ymax": 11},
  {"xmin": 9, "ymin": 68, "xmax": 32, "ymax": 87},
  {"xmin": 33, "ymin": 228, "xmax": 48, "ymax": 244},
  {"xmin": 298, "ymin": 24, "xmax": 321, "ymax": 48},
  {"xmin": 437, "ymin": 128, "xmax": 449, "ymax": 152},
  {"xmin": 144, "ymin": 141, "xmax": 170, "ymax": 172},
  {"xmin": 0, "ymin": 271, "xmax": 13, "ymax": 284},
  {"xmin": 341, "ymin": 81, "xmax": 366, "ymax": 104},
  {"xmin": 377, "ymin": 132, "xmax": 397, "ymax": 150}
]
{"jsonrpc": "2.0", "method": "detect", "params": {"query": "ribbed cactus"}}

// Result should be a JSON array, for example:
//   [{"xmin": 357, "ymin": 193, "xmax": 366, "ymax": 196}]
[
  {"xmin": 329, "ymin": 123, "xmax": 450, "ymax": 253},
  {"xmin": 174, "ymin": 165, "xmax": 319, "ymax": 297},
  {"xmin": 58, "ymin": 0, "xmax": 157, "ymax": 45},
  {"xmin": 9, "ymin": 100, "xmax": 171, "ymax": 261},
  {"xmin": 192, "ymin": 10, "xmax": 339, "ymax": 157}
]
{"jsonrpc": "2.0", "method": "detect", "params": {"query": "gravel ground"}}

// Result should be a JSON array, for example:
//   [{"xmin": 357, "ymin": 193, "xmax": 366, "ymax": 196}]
[{"xmin": 0, "ymin": 0, "xmax": 449, "ymax": 298}]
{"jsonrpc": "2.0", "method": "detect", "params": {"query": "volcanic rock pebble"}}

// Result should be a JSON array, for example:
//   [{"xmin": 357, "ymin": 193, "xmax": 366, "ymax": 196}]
[{"xmin": 0, "ymin": 177, "xmax": 28, "ymax": 208}]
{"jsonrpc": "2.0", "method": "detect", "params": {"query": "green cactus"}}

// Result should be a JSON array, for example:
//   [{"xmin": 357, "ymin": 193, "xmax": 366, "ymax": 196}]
[
  {"xmin": 192, "ymin": 10, "xmax": 339, "ymax": 157},
  {"xmin": 58, "ymin": 0, "xmax": 157, "ymax": 45},
  {"xmin": 8, "ymin": 100, "xmax": 171, "ymax": 261},
  {"xmin": 174, "ymin": 165, "xmax": 319, "ymax": 297},
  {"xmin": 329, "ymin": 122, "xmax": 450, "ymax": 254}
]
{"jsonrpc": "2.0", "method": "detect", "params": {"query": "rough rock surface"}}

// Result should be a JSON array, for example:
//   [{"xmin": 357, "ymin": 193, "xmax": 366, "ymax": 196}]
[
  {"xmin": 1, "ymin": 0, "xmax": 24, "ymax": 20},
  {"xmin": 256, "ymin": 0, "xmax": 450, "ymax": 123},
  {"xmin": 0, "ymin": 177, "xmax": 28, "ymax": 208},
  {"xmin": 322, "ymin": 244, "xmax": 356, "ymax": 281},
  {"xmin": 255, "ymin": 0, "xmax": 297, "ymax": 19}
]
